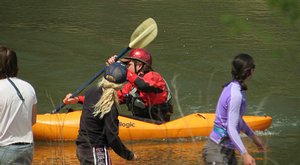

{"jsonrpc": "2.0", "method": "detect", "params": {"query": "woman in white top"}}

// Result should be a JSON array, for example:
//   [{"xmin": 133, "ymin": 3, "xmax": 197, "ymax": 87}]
[{"xmin": 0, "ymin": 46, "xmax": 37, "ymax": 165}]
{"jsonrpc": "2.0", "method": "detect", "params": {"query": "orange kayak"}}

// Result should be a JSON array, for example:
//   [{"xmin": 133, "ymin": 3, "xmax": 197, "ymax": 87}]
[{"xmin": 32, "ymin": 111, "xmax": 272, "ymax": 141}]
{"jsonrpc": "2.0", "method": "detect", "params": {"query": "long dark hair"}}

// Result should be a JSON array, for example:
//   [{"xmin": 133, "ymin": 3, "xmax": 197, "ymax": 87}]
[
  {"xmin": 224, "ymin": 53, "xmax": 255, "ymax": 90},
  {"xmin": 0, "ymin": 46, "xmax": 18, "ymax": 79}
]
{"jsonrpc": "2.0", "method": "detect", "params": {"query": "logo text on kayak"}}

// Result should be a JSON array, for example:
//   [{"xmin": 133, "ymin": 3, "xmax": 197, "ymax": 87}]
[{"xmin": 119, "ymin": 122, "xmax": 135, "ymax": 128}]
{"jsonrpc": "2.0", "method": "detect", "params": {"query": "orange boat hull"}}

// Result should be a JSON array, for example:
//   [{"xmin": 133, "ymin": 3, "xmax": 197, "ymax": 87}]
[{"xmin": 33, "ymin": 111, "xmax": 272, "ymax": 141}]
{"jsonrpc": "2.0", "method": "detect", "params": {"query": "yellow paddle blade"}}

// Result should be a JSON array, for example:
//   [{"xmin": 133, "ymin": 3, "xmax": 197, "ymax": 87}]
[{"xmin": 129, "ymin": 18, "xmax": 158, "ymax": 48}]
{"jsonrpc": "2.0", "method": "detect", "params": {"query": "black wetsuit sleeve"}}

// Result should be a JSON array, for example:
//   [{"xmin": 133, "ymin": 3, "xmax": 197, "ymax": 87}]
[
  {"xmin": 104, "ymin": 107, "xmax": 134, "ymax": 160},
  {"xmin": 134, "ymin": 77, "xmax": 163, "ymax": 93}
]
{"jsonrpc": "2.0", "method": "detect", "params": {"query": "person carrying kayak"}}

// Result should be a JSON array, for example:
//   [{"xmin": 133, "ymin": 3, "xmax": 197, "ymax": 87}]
[
  {"xmin": 202, "ymin": 53, "xmax": 266, "ymax": 165},
  {"xmin": 64, "ymin": 48, "xmax": 173, "ymax": 122},
  {"xmin": 76, "ymin": 62, "xmax": 136, "ymax": 164}
]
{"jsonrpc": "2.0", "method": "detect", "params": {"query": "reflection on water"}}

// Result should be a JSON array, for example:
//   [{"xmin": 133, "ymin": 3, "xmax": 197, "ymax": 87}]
[
  {"xmin": 33, "ymin": 141, "xmax": 78, "ymax": 165},
  {"xmin": 33, "ymin": 136, "xmax": 277, "ymax": 165},
  {"xmin": 33, "ymin": 139, "xmax": 205, "ymax": 165}
]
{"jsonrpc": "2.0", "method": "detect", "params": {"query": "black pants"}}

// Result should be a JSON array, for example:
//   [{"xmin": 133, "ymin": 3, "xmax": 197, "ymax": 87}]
[
  {"xmin": 202, "ymin": 139, "xmax": 237, "ymax": 165},
  {"xmin": 76, "ymin": 144, "xmax": 111, "ymax": 165}
]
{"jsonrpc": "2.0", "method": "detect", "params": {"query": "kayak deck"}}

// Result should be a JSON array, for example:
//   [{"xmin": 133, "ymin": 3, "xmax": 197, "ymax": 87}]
[{"xmin": 33, "ymin": 111, "xmax": 272, "ymax": 141}]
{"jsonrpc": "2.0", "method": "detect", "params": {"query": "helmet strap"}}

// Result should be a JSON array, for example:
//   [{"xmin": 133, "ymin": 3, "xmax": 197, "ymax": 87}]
[
  {"xmin": 138, "ymin": 63, "xmax": 145, "ymax": 74},
  {"xmin": 133, "ymin": 60, "xmax": 145, "ymax": 74},
  {"xmin": 133, "ymin": 60, "xmax": 138, "ymax": 74}
]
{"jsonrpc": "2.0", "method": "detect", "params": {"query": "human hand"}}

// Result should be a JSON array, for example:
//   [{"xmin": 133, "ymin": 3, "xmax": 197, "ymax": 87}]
[
  {"xmin": 105, "ymin": 55, "xmax": 117, "ymax": 66},
  {"xmin": 132, "ymin": 153, "xmax": 137, "ymax": 161},
  {"xmin": 242, "ymin": 152, "xmax": 256, "ymax": 165},
  {"xmin": 63, "ymin": 93, "xmax": 78, "ymax": 104}
]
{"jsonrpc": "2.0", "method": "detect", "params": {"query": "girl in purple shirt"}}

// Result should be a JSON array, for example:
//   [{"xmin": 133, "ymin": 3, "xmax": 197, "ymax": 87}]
[{"xmin": 202, "ymin": 54, "xmax": 265, "ymax": 165}]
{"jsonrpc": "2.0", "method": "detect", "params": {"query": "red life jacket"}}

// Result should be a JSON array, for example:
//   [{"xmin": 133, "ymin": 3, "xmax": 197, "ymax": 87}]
[
  {"xmin": 118, "ymin": 70, "xmax": 168, "ymax": 107},
  {"xmin": 77, "ymin": 71, "xmax": 171, "ymax": 108}
]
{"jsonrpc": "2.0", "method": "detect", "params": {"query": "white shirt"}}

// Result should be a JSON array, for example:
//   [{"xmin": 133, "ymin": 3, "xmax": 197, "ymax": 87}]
[{"xmin": 0, "ymin": 77, "xmax": 37, "ymax": 146}]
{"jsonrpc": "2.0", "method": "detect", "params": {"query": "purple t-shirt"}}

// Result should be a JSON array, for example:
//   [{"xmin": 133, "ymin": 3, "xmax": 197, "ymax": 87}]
[{"xmin": 209, "ymin": 81, "xmax": 254, "ymax": 154}]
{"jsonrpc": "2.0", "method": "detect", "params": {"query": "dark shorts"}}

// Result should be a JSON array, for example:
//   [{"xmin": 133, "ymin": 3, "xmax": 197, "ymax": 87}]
[
  {"xmin": 76, "ymin": 145, "xmax": 111, "ymax": 165},
  {"xmin": 202, "ymin": 139, "xmax": 237, "ymax": 165}
]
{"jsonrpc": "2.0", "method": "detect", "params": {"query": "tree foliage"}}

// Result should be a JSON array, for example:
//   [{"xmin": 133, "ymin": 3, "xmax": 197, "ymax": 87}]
[{"xmin": 268, "ymin": 0, "xmax": 300, "ymax": 23}]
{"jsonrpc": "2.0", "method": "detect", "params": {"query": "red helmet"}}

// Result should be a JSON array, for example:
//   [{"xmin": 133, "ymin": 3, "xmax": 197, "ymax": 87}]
[{"xmin": 126, "ymin": 48, "xmax": 152, "ymax": 66}]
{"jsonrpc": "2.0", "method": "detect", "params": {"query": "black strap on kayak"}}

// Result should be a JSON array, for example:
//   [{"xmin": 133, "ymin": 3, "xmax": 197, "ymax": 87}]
[{"xmin": 7, "ymin": 77, "xmax": 24, "ymax": 101}]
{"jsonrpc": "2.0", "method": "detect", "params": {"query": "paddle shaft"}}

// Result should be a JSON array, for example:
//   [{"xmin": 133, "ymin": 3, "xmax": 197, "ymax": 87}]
[{"xmin": 51, "ymin": 47, "xmax": 131, "ymax": 114}]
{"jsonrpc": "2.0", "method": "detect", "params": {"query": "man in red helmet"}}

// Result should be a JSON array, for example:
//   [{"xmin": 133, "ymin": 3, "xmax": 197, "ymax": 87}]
[
  {"xmin": 115, "ymin": 48, "xmax": 173, "ymax": 122},
  {"xmin": 64, "ymin": 48, "xmax": 173, "ymax": 122}
]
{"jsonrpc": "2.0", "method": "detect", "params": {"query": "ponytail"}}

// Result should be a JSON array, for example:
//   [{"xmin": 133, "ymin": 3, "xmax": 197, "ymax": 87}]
[
  {"xmin": 227, "ymin": 53, "xmax": 255, "ymax": 90},
  {"xmin": 93, "ymin": 78, "xmax": 124, "ymax": 118}
]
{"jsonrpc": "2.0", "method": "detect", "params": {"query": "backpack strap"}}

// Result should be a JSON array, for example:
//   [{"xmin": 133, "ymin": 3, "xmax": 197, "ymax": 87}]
[{"xmin": 7, "ymin": 78, "xmax": 24, "ymax": 101}]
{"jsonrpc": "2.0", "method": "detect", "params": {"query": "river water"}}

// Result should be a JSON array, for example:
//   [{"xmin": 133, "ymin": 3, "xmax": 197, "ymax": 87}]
[{"xmin": 1, "ymin": 0, "xmax": 299, "ymax": 164}]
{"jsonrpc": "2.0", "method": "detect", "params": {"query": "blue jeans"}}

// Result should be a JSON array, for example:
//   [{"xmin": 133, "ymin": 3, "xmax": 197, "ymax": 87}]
[{"xmin": 0, "ymin": 143, "xmax": 34, "ymax": 165}]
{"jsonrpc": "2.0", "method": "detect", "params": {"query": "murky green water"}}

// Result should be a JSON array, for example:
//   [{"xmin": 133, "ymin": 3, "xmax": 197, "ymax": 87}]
[{"xmin": 1, "ymin": 0, "xmax": 300, "ymax": 164}]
